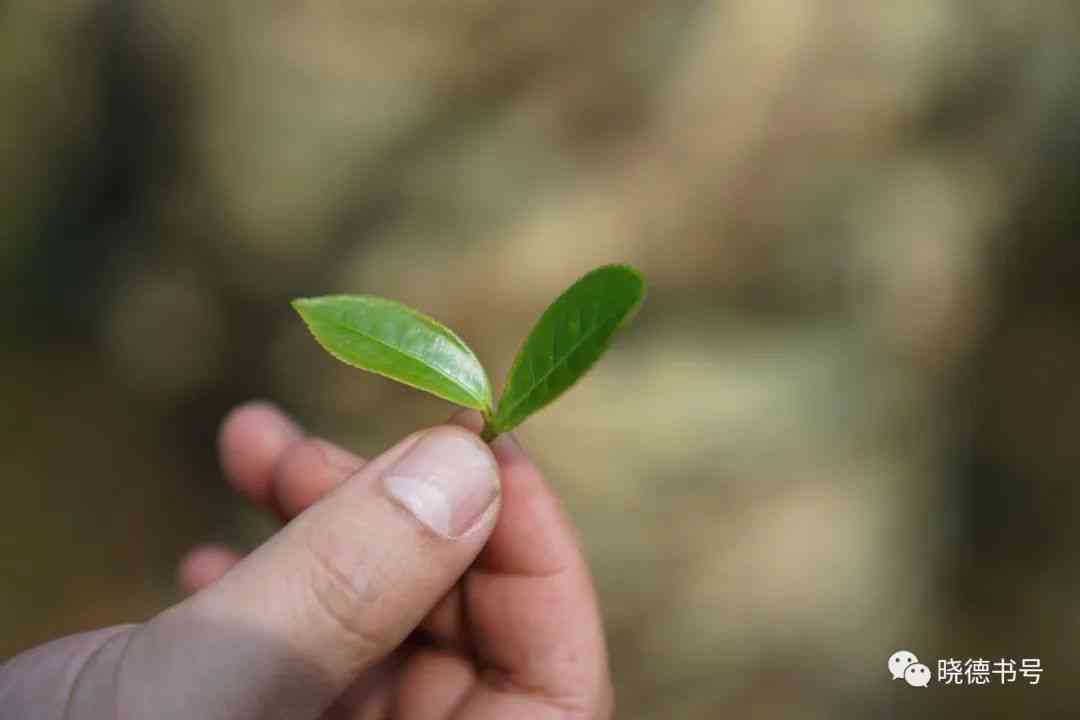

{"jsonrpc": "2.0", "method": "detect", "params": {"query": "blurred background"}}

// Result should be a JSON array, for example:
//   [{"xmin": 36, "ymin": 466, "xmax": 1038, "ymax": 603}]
[{"xmin": 2, "ymin": 1, "xmax": 1079, "ymax": 717}]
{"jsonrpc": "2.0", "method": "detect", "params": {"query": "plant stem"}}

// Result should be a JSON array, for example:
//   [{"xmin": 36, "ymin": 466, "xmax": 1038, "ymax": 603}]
[{"xmin": 479, "ymin": 414, "xmax": 498, "ymax": 443}]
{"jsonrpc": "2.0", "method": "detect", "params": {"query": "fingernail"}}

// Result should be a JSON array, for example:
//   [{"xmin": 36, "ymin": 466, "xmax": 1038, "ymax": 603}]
[{"xmin": 383, "ymin": 429, "xmax": 499, "ymax": 538}]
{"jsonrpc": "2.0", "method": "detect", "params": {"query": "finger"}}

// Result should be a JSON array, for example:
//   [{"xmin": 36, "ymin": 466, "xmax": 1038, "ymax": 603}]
[
  {"xmin": 449, "ymin": 409, "xmax": 485, "ymax": 434},
  {"xmin": 393, "ymin": 648, "xmax": 474, "ymax": 719},
  {"xmin": 271, "ymin": 437, "xmax": 364, "ymax": 519},
  {"xmin": 218, "ymin": 401, "xmax": 304, "ymax": 507},
  {"xmin": 415, "ymin": 409, "xmax": 480, "ymax": 654},
  {"xmin": 219, "ymin": 401, "xmax": 367, "ymax": 521},
  {"xmin": 448, "ymin": 433, "xmax": 614, "ymax": 719},
  {"xmin": 474, "ymin": 434, "xmax": 584, "ymax": 575},
  {"xmin": 330, "ymin": 646, "xmax": 411, "ymax": 720},
  {"xmin": 418, "ymin": 584, "xmax": 470, "ymax": 654},
  {"xmin": 177, "ymin": 545, "xmax": 242, "ymax": 594},
  {"xmin": 124, "ymin": 425, "xmax": 502, "ymax": 718},
  {"xmin": 423, "ymin": 410, "xmax": 582, "ymax": 650}
]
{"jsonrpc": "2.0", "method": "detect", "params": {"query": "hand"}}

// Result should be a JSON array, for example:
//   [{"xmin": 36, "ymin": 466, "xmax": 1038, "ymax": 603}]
[{"xmin": 0, "ymin": 402, "xmax": 613, "ymax": 719}]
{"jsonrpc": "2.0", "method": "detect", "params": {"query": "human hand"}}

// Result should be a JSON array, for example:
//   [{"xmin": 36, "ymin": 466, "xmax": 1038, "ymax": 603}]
[{"xmin": 0, "ymin": 402, "xmax": 613, "ymax": 719}]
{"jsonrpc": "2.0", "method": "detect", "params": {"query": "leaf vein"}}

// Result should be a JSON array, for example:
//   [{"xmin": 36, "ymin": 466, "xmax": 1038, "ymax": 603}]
[
  {"xmin": 499, "ymin": 310, "xmax": 611, "ymax": 423},
  {"xmin": 320, "ymin": 313, "xmax": 482, "ymax": 402}
]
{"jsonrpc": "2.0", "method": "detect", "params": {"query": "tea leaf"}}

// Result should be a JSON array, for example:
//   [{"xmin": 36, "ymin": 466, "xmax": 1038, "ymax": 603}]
[
  {"xmin": 292, "ymin": 295, "xmax": 493, "ymax": 412},
  {"xmin": 492, "ymin": 264, "xmax": 644, "ymax": 433}
]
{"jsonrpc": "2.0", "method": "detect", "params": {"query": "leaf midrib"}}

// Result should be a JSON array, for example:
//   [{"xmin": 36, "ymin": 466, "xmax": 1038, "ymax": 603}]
[
  {"xmin": 497, "ymin": 310, "xmax": 609, "ymax": 425},
  {"xmin": 321, "ymin": 312, "xmax": 485, "ymax": 404}
]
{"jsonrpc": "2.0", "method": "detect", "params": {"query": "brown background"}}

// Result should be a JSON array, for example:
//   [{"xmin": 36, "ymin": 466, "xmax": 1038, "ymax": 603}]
[{"xmin": 3, "ymin": 2, "xmax": 1080, "ymax": 717}]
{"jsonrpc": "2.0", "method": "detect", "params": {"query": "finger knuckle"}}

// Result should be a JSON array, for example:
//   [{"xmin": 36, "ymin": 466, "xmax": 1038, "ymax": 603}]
[
  {"xmin": 275, "ymin": 438, "xmax": 327, "ymax": 486},
  {"xmin": 301, "ymin": 523, "xmax": 386, "ymax": 656}
]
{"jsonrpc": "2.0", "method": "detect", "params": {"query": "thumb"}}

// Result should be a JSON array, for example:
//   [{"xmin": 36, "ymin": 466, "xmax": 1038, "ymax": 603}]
[{"xmin": 122, "ymin": 426, "xmax": 500, "ymax": 719}]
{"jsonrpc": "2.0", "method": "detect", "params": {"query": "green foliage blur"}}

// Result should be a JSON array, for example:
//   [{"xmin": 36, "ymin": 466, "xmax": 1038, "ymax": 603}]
[{"xmin": 4, "ymin": 2, "xmax": 1080, "ymax": 717}]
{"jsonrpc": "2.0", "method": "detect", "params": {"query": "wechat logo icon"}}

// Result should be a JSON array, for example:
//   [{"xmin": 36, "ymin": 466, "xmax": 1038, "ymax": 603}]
[{"xmin": 889, "ymin": 650, "xmax": 931, "ymax": 687}]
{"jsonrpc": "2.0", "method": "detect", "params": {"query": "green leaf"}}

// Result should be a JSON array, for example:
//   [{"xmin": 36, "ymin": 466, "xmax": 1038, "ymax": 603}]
[
  {"xmin": 492, "ymin": 264, "xmax": 645, "ymax": 434},
  {"xmin": 292, "ymin": 295, "xmax": 493, "ymax": 413}
]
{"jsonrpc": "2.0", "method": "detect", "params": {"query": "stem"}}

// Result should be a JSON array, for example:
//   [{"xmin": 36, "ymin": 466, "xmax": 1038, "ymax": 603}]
[{"xmin": 480, "ymin": 411, "xmax": 498, "ymax": 443}]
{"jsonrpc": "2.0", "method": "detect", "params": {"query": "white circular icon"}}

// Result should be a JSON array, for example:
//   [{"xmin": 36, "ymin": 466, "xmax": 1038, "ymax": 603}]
[
  {"xmin": 904, "ymin": 663, "xmax": 932, "ymax": 687},
  {"xmin": 888, "ymin": 650, "xmax": 919, "ymax": 680}
]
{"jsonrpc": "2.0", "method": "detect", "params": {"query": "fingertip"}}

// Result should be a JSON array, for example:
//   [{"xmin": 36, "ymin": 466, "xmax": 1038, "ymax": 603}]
[
  {"xmin": 436, "ymin": 422, "xmax": 499, "ymax": 465},
  {"xmin": 489, "ymin": 431, "xmax": 527, "ymax": 465},
  {"xmin": 448, "ymin": 413, "xmax": 525, "ymax": 465},
  {"xmin": 448, "ymin": 409, "xmax": 485, "ymax": 434},
  {"xmin": 178, "ymin": 544, "xmax": 241, "ymax": 593},
  {"xmin": 219, "ymin": 401, "xmax": 304, "ymax": 504},
  {"xmin": 381, "ymin": 424, "xmax": 501, "ymax": 539}
]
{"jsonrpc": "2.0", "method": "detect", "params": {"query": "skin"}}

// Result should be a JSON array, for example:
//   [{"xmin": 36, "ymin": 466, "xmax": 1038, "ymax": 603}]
[{"xmin": 0, "ymin": 402, "xmax": 613, "ymax": 719}]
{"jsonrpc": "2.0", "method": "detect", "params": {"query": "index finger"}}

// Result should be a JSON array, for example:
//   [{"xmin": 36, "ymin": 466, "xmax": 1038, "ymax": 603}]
[{"xmin": 452, "ymin": 423, "xmax": 614, "ymax": 718}]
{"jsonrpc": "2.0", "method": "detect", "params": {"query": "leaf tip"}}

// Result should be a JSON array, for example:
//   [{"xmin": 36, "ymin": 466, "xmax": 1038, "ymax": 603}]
[
  {"xmin": 590, "ymin": 263, "xmax": 646, "ymax": 299},
  {"xmin": 596, "ymin": 263, "xmax": 647, "ymax": 320},
  {"xmin": 612, "ymin": 261, "xmax": 646, "ymax": 288},
  {"xmin": 291, "ymin": 297, "xmax": 327, "ymax": 327}
]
